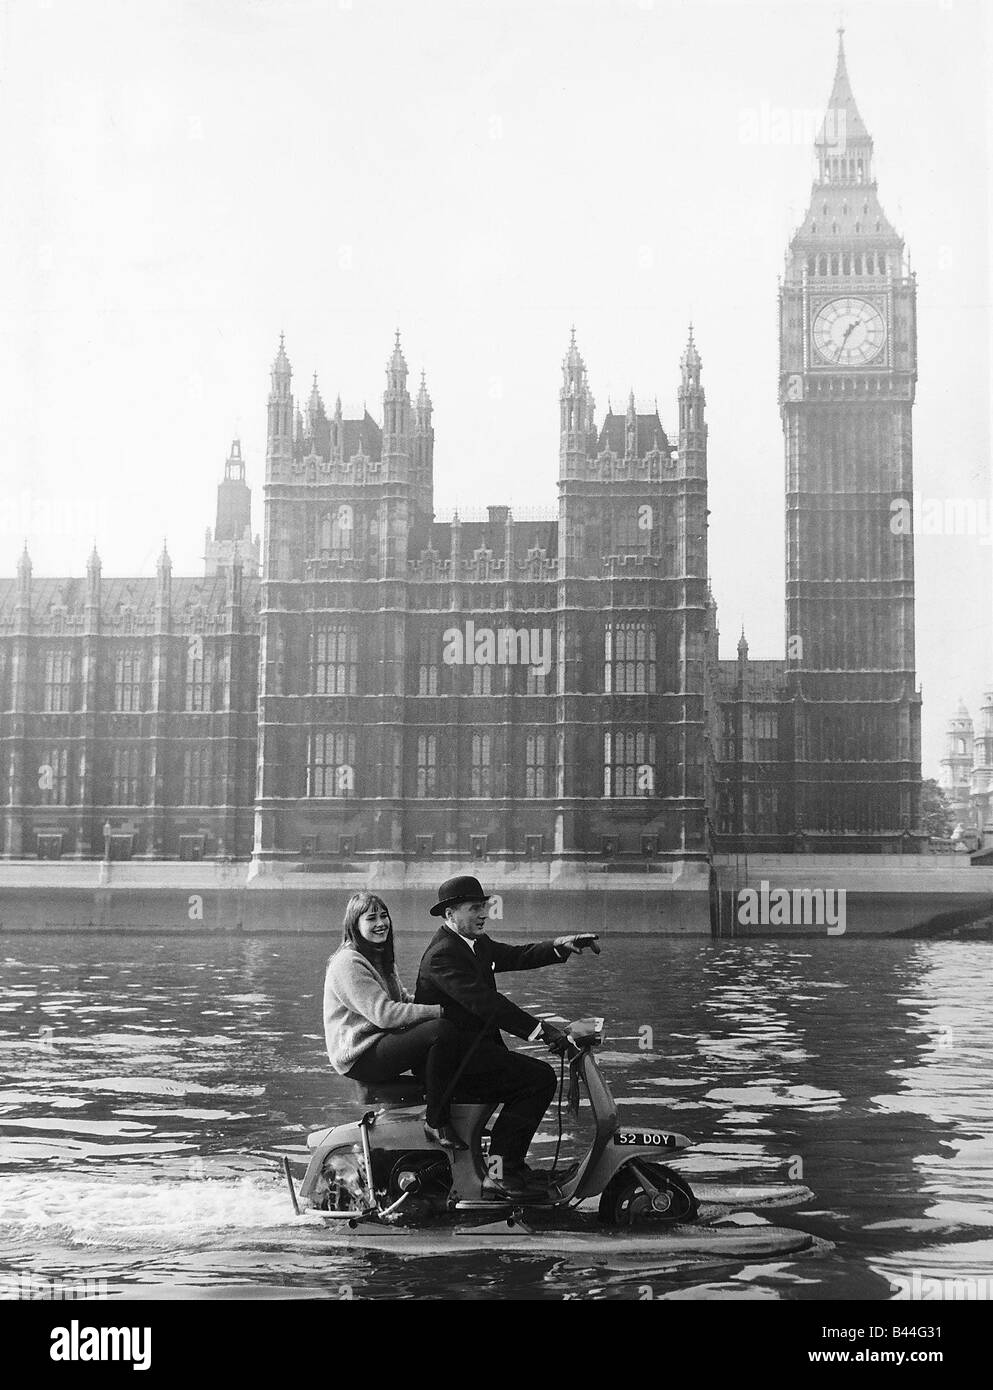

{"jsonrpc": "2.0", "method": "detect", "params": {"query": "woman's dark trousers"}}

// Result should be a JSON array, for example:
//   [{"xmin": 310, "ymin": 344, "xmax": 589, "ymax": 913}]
[{"xmin": 346, "ymin": 1019, "xmax": 464, "ymax": 1128}]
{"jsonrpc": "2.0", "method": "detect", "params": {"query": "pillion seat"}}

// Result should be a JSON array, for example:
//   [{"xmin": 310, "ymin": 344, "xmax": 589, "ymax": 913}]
[{"xmin": 349, "ymin": 1073, "xmax": 426, "ymax": 1106}]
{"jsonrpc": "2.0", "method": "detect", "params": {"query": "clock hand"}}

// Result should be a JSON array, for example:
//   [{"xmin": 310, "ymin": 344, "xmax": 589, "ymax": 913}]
[{"xmin": 834, "ymin": 318, "xmax": 859, "ymax": 362}]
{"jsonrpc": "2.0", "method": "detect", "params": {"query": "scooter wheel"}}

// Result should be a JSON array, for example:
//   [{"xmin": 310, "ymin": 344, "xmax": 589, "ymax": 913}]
[{"xmin": 597, "ymin": 1164, "xmax": 698, "ymax": 1227}]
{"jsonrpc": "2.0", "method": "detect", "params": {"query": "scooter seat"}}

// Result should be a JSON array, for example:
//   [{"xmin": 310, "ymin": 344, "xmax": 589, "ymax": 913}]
[{"xmin": 350, "ymin": 1074, "xmax": 425, "ymax": 1106}]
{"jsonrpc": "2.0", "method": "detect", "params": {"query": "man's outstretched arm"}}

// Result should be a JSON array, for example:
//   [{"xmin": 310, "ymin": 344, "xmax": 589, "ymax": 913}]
[{"xmin": 489, "ymin": 935, "xmax": 600, "ymax": 973}]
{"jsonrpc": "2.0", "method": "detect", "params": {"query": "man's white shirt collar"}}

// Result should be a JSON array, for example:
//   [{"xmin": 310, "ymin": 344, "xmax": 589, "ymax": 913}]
[{"xmin": 442, "ymin": 922, "xmax": 477, "ymax": 953}]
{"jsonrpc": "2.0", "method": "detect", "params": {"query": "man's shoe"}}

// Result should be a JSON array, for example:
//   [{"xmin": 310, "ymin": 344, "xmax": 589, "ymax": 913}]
[
  {"xmin": 481, "ymin": 1167, "xmax": 549, "ymax": 1200},
  {"xmin": 423, "ymin": 1121, "xmax": 468, "ymax": 1151}
]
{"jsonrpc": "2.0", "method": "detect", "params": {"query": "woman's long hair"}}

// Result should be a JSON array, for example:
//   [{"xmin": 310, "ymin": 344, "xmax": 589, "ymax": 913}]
[{"xmin": 337, "ymin": 891, "xmax": 396, "ymax": 975}]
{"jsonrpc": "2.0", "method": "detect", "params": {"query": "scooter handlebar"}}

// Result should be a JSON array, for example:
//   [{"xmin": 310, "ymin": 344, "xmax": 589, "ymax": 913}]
[{"xmin": 565, "ymin": 1016, "xmax": 605, "ymax": 1048}]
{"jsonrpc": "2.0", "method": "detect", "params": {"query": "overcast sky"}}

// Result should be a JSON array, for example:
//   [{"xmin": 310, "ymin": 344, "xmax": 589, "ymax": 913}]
[{"xmin": 0, "ymin": 0, "xmax": 989, "ymax": 776}]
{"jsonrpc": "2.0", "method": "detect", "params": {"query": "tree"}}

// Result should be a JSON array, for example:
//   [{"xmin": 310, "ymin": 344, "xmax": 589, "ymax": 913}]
[{"xmin": 920, "ymin": 778, "xmax": 954, "ymax": 839}]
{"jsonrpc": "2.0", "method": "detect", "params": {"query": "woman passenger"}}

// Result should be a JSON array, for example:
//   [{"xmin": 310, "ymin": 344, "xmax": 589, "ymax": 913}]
[{"xmin": 323, "ymin": 891, "xmax": 467, "ymax": 1150}]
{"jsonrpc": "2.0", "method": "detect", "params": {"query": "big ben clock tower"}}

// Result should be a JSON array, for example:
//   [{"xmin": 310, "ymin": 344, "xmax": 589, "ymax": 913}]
[{"xmin": 779, "ymin": 30, "xmax": 922, "ymax": 846}]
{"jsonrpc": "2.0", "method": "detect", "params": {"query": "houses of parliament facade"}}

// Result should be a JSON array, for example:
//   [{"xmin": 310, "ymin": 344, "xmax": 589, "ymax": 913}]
[{"xmin": 0, "ymin": 34, "xmax": 924, "ymax": 869}]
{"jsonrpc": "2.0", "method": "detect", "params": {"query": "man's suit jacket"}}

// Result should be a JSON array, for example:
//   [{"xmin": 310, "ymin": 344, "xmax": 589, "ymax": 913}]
[{"xmin": 414, "ymin": 928, "xmax": 564, "ymax": 1044}]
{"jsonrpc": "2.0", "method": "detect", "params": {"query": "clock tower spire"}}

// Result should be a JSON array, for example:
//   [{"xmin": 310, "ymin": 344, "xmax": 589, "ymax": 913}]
[
  {"xmin": 779, "ymin": 31, "xmax": 922, "ymax": 848},
  {"xmin": 815, "ymin": 27, "xmax": 874, "ymax": 186}
]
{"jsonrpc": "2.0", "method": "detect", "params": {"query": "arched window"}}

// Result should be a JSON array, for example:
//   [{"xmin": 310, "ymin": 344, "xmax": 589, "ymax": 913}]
[
  {"xmin": 307, "ymin": 731, "xmax": 356, "ymax": 798},
  {"xmin": 604, "ymin": 621, "xmax": 656, "ymax": 693},
  {"xmin": 471, "ymin": 734, "xmax": 492, "ymax": 797},
  {"xmin": 113, "ymin": 650, "xmax": 143, "ymax": 712},
  {"xmin": 603, "ymin": 730, "xmax": 657, "ymax": 797},
  {"xmin": 183, "ymin": 747, "xmax": 212, "ymax": 803},
  {"xmin": 111, "ymin": 746, "xmax": 141, "ymax": 803},
  {"xmin": 418, "ymin": 630, "xmax": 438, "ymax": 695},
  {"xmin": 311, "ymin": 623, "xmax": 358, "ymax": 694},
  {"xmin": 43, "ymin": 649, "xmax": 74, "ymax": 712},
  {"xmin": 416, "ymin": 735, "xmax": 437, "ymax": 797},
  {"xmin": 525, "ymin": 734, "xmax": 547, "ymax": 798},
  {"xmin": 326, "ymin": 508, "xmax": 350, "ymax": 556},
  {"xmin": 185, "ymin": 641, "xmax": 213, "ymax": 711}
]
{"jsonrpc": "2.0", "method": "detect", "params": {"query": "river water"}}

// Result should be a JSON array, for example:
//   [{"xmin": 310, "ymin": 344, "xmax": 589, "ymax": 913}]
[{"xmin": 0, "ymin": 931, "xmax": 991, "ymax": 1301}]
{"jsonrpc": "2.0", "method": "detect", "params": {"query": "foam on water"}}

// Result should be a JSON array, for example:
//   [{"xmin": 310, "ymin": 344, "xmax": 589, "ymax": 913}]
[{"xmin": 0, "ymin": 1173, "xmax": 293, "ymax": 1248}]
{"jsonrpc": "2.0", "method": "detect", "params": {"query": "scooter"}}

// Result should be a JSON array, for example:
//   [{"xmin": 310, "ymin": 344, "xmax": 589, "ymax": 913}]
[{"xmin": 285, "ymin": 1017, "xmax": 699, "ymax": 1229}]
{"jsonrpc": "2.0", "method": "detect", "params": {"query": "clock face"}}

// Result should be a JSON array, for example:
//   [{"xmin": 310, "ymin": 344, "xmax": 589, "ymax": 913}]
[{"xmin": 812, "ymin": 297, "xmax": 886, "ymax": 366}]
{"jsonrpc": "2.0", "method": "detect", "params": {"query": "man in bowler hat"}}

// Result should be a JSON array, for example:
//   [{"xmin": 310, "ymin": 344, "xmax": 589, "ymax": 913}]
[{"xmin": 415, "ymin": 874, "xmax": 599, "ymax": 1198}]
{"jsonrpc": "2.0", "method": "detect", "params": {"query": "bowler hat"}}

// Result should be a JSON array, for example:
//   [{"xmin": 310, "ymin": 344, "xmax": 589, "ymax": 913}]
[{"xmin": 429, "ymin": 874, "xmax": 489, "ymax": 918}]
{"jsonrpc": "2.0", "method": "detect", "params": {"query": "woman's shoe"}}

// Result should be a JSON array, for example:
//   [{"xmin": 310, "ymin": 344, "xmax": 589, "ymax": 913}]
[{"xmin": 423, "ymin": 1121, "xmax": 468, "ymax": 1151}]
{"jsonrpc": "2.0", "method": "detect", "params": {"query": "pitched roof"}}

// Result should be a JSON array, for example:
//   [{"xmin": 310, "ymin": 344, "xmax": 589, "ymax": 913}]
[
  {"xmin": 717, "ymin": 658, "xmax": 788, "ymax": 697},
  {"xmin": 0, "ymin": 574, "xmax": 260, "ymax": 627},
  {"xmin": 427, "ymin": 517, "xmax": 558, "ymax": 565},
  {"xmin": 296, "ymin": 411, "xmax": 383, "ymax": 463},
  {"xmin": 595, "ymin": 410, "xmax": 671, "ymax": 459}
]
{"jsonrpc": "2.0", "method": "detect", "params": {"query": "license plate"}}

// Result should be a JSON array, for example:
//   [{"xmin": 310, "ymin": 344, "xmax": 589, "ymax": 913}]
[{"xmin": 613, "ymin": 1130, "xmax": 677, "ymax": 1148}]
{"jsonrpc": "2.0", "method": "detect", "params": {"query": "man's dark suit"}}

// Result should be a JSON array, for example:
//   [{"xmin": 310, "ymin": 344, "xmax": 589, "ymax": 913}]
[{"xmin": 414, "ymin": 927, "xmax": 565, "ymax": 1171}]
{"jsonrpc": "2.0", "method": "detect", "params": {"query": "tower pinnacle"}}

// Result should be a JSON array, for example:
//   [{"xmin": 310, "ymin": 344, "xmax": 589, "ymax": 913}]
[
  {"xmin": 815, "ymin": 26, "xmax": 872, "ymax": 182},
  {"xmin": 386, "ymin": 330, "xmax": 408, "ymax": 389},
  {"xmin": 559, "ymin": 329, "xmax": 596, "ymax": 474},
  {"xmin": 680, "ymin": 324, "xmax": 702, "ymax": 386},
  {"xmin": 270, "ymin": 333, "xmax": 292, "ymax": 401}
]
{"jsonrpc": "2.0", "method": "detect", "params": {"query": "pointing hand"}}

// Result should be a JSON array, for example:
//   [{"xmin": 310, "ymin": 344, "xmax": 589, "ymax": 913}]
[{"xmin": 554, "ymin": 934, "xmax": 602, "ymax": 957}]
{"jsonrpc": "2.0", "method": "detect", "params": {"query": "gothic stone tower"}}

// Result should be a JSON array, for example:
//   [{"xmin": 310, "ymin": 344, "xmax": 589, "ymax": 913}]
[
  {"xmin": 253, "ymin": 332, "xmax": 434, "ymax": 866},
  {"xmin": 557, "ymin": 328, "xmax": 710, "ymax": 860},
  {"xmin": 940, "ymin": 699, "xmax": 975, "ymax": 828},
  {"xmin": 779, "ymin": 31, "xmax": 922, "ymax": 845},
  {"xmin": 204, "ymin": 439, "xmax": 261, "ymax": 578},
  {"xmin": 971, "ymin": 688, "xmax": 993, "ymax": 833}
]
